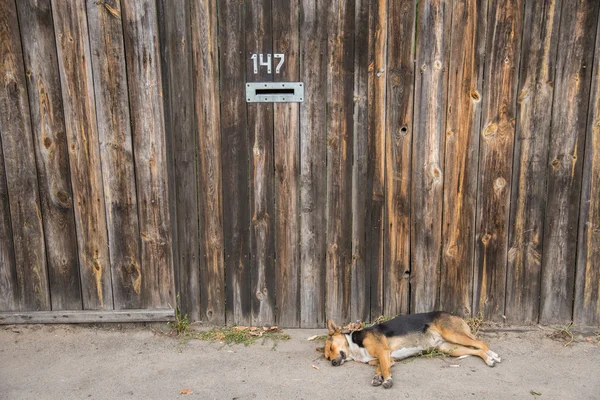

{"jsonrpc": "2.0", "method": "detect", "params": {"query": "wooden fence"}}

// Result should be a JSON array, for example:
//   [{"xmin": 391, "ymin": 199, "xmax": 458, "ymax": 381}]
[{"xmin": 0, "ymin": 0, "xmax": 599, "ymax": 327}]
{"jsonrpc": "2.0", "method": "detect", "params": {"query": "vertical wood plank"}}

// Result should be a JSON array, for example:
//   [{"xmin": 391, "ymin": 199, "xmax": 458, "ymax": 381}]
[
  {"xmin": 52, "ymin": 0, "xmax": 112, "ymax": 310},
  {"xmin": 219, "ymin": 0, "xmax": 251, "ymax": 326},
  {"xmin": 246, "ymin": 0, "xmax": 276, "ymax": 327},
  {"xmin": 121, "ymin": 0, "xmax": 175, "ymax": 308},
  {"xmin": 383, "ymin": 0, "xmax": 415, "ymax": 317},
  {"xmin": 325, "ymin": 0, "xmax": 354, "ymax": 322},
  {"xmin": 473, "ymin": 0, "xmax": 523, "ymax": 321},
  {"xmin": 16, "ymin": 0, "xmax": 81, "ymax": 310},
  {"xmin": 273, "ymin": 0, "xmax": 301, "ymax": 327},
  {"xmin": 87, "ymin": 0, "xmax": 143, "ymax": 309},
  {"xmin": 366, "ymin": 0, "xmax": 387, "ymax": 319},
  {"xmin": 575, "ymin": 6, "xmax": 600, "ymax": 326},
  {"xmin": 541, "ymin": 0, "xmax": 599, "ymax": 324},
  {"xmin": 300, "ymin": 0, "xmax": 327, "ymax": 327},
  {"xmin": 157, "ymin": 0, "xmax": 200, "ymax": 321},
  {"xmin": 190, "ymin": 0, "xmax": 225, "ymax": 324},
  {"xmin": 350, "ymin": 0, "xmax": 370, "ymax": 323},
  {"xmin": 0, "ymin": 0, "xmax": 49, "ymax": 311},
  {"xmin": 440, "ymin": 0, "xmax": 487, "ymax": 317},
  {"xmin": 505, "ymin": 0, "xmax": 562, "ymax": 325},
  {"xmin": 411, "ymin": 0, "xmax": 451, "ymax": 314},
  {"xmin": 325, "ymin": 0, "xmax": 355, "ymax": 324},
  {"xmin": 0, "ymin": 133, "xmax": 18, "ymax": 311}
]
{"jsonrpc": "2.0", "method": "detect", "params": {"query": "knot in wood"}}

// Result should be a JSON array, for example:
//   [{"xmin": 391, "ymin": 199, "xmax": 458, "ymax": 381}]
[
  {"xmin": 434, "ymin": 60, "xmax": 442, "ymax": 70},
  {"xmin": 482, "ymin": 123, "xmax": 498, "ymax": 138},
  {"xmin": 481, "ymin": 233, "xmax": 491, "ymax": 245},
  {"xmin": 494, "ymin": 177, "xmax": 506, "ymax": 193},
  {"xmin": 430, "ymin": 165, "xmax": 442, "ymax": 182},
  {"xmin": 470, "ymin": 90, "xmax": 481, "ymax": 102}
]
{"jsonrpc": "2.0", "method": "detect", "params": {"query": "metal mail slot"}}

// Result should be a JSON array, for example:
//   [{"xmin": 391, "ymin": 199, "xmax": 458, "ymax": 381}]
[{"xmin": 246, "ymin": 82, "xmax": 304, "ymax": 103}]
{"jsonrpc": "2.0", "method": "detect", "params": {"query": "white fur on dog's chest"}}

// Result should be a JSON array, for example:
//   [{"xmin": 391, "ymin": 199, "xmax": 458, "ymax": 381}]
[{"xmin": 346, "ymin": 335, "xmax": 376, "ymax": 363}]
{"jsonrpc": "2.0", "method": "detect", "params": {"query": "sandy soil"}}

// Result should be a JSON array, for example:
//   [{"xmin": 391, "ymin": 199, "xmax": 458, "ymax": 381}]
[{"xmin": 0, "ymin": 323, "xmax": 599, "ymax": 400}]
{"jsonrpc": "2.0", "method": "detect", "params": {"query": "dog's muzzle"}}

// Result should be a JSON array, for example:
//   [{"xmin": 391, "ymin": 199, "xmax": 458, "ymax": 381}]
[{"xmin": 331, "ymin": 351, "xmax": 346, "ymax": 366}]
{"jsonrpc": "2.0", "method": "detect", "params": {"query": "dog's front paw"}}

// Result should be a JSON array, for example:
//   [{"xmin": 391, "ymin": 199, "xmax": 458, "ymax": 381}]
[
  {"xmin": 382, "ymin": 377, "xmax": 393, "ymax": 389},
  {"xmin": 371, "ymin": 374, "xmax": 383, "ymax": 386}
]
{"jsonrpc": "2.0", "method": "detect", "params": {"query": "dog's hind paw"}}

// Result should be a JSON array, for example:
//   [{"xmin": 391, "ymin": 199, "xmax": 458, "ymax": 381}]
[
  {"xmin": 486, "ymin": 350, "xmax": 501, "ymax": 363},
  {"xmin": 382, "ymin": 378, "xmax": 393, "ymax": 389},
  {"xmin": 371, "ymin": 375, "xmax": 383, "ymax": 386}
]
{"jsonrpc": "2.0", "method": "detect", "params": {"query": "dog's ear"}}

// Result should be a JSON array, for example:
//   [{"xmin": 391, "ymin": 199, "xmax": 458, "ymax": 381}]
[{"xmin": 327, "ymin": 319, "xmax": 339, "ymax": 335}]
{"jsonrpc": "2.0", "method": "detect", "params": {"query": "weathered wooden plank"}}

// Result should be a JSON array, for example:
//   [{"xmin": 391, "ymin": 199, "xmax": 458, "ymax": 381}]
[
  {"xmin": 411, "ymin": 0, "xmax": 451, "ymax": 314},
  {"xmin": 190, "ymin": 0, "xmax": 225, "ymax": 324},
  {"xmin": 218, "ymin": 0, "xmax": 251, "ymax": 326},
  {"xmin": 325, "ymin": 0, "xmax": 354, "ymax": 325},
  {"xmin": 505, "ymin": 0, "xmax": 562, "ymax": 325},
  {"xmin": 121, "ymin": 1, "xmax": 175, "ymax": 309},
  {"xmin": 247, "ymin": 0, "xmax": 276, "ymax": 327},
  {"xmin": 383, "ymin": 0, "xmax": 415, "ymax": 317},
  {"xmin": 0, "ymin": 309, "xmax": 174, "ymax": 324},
  {"xmin": 273, "ymin": 0, "xmax": 300, "ymax": 327},
  {"xmin": 157, "ymin": 0, "xmax": 200, "ymax": 321},
  {"xmin": 87, "ymin": 0, "xmax": 142, "ymax": 310},
  {"xmin": 473, "ymin": 0, "xmax": 523, "ymax": 322},
  {"xmin": 0, "ymin": 137, "xmax": 18, "ymax": 311},
  {"xmin": 0, "ymin": 0, "xmax": 49, "ymax": 311},
  {"xmin": 542, "ymin": 0, "xmax": 599, "ymax": 324},
  {"xmin": 575, "ymin": 7, "xmax": 600, "ymax": 326},
  {"xmin": 52, "ymin": 0, "xmax": 112, "ymax": 310},
  {"xmin": 366, "ymin": 0, "xmax": 387, "ymax": 319},
  {"xmin": 440, "ymin": 0, "xmax": 487, "ymax": 317},
  {"xmin": 299, "ymin": 0, "xmax": 327, "ymax": 327},
  {"xmin": 349, "ymin": 0, "xmax": 370, "ymax": 323},
  {"xmin": 16, "ymin": 0, "xmax": 81, "ymax": 310}
]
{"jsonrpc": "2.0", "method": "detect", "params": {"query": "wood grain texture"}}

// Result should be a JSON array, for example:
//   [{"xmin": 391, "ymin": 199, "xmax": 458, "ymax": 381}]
[
  {"xmin": 506, "ymin": 0, "xmax": 562, "ymax": 325},
  {"xmin": 16, "ymin": 0, "xmax": 81, "ymax": 310},
  {"xmin": 247, "ymin": 0, "xmax": 276, "ymax": 327},
  {"xmin": 0, "ymin": 309, "xmax": 174, "ymax": 324},
  {"xmin": 0, "ymin": 0, "xmax": 50, "ymax": 311},
  {"xmin": 542, "ymin": 0, "xmax": 599, "ymax": 324},
  {"xmin": 473, "ymin": 0, "xmax": 523, "ymax": 321},
  {"xmin": 411, "ymin": 0, "xmax": 451, "ymax": 314},
  {"xmin": 366, "ymin": 0, "xmax": 387, "ymax": 319},
  {"xmin": 325, "ymin": 0, "xmax": 354, "ymax": 324},
  {"xmin": 575, "ymin": 8, "xmax": 600, "ymax": 325},
  {"xmin": 350, "ymin": 0, "xmax": 370, "ymax": 323},
  {"xmin": 383, "ymin": 0, "xmax": 415, "ymax": 317},
  {"xmin": 52, "ymin": 0, "xmax": 112, "ymax": 310},
  {"xmin": 121, "ymin": 0, "xmax": 175, "ymax": 309},
  {"xmin": 273, "ymin": 0, "xmax": 300, "ymax": 327},
  {"xmin": 157, "ymin": 0, "xmax": 200, "ymax": 321},
  {"xmin": 440, "ymin": 0, "xmax": 487, "ymax": 317},
  {"xmin": 190, "ymin": 0, "xmax": 225, "ymax": 324},
  {"xmin": 0, "ymin": 132, "xmax": 18, "ymax": 311},
  {"xmin": 218, "ymin": 0, "xmax": 251, "ymax": 326},
  {"xmin": 87, "ymin": 0, "xmax": 142, "ymax": 309},
  {"xmin": 299, "ymin": 0, "xmax": 327, "ymax": 327}
]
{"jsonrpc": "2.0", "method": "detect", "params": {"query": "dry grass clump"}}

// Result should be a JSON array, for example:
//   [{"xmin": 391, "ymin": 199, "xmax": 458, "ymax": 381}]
[
  {"xmin": 464, "ymin": 312, "xmax": 484, "ymax": 338},
  {"xmin": 547, "ymin": 322, "xmax": 574, "ymax": 346}
]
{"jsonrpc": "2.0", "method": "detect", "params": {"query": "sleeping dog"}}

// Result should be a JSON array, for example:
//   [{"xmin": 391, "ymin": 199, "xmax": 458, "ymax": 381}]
[{"xmin": 324, "ymin": 311, "xmax": 501, "ymax": 389}]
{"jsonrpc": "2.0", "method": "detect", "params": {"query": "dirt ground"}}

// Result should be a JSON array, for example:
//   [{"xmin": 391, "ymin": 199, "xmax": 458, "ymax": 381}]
[{"xmin": 0, "ymin": 323, "xmax": 599, "ymax": 400}]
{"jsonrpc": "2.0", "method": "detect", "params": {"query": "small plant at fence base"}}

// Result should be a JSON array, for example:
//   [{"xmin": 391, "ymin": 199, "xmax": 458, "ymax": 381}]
[
  {"xmin": 185, "ymin": 326, "xmax": 290, "ymax": 347},
  {"xmin": 547, "ymin": 322, "xmax": 575, "ymax": 346}
]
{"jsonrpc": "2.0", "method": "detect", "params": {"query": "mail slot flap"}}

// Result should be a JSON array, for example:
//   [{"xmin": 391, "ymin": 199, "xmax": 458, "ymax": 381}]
[{"xmin": 246, "ymin": 82, "xmax": 304, "ymax": 103}]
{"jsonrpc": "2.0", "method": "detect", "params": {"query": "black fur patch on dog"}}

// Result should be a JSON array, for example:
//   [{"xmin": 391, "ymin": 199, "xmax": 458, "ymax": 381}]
[{"xmin": 351, "ymin": 312, "xmax": 445, "ymax": 348}]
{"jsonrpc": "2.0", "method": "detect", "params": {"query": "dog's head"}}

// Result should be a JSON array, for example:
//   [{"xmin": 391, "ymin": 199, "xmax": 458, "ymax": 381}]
[{"xmin": 324, "ymin": 320, "xmax": 350, "ymax": 366}]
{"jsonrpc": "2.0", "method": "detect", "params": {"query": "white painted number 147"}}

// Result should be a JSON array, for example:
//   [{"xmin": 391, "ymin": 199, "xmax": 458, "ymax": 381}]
[{"xmin": 251, "ymin": 53, "xmax": 285, "ymax": 74}]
